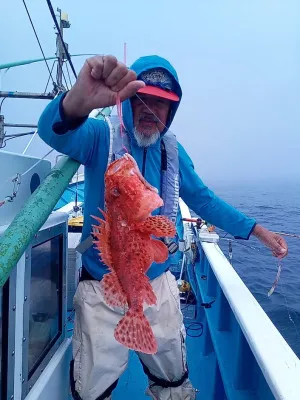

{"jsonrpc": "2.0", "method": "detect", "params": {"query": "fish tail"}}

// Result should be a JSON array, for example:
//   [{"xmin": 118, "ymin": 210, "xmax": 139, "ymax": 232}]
[{"xmin": 115, "ymin": 309, "xmax": 157, "ymax": 354}]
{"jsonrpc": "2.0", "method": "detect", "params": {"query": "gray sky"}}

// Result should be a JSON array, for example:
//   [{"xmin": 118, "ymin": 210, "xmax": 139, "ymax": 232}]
[{"xmin": 1, "ymin": 0, "xmax": 299, "ymax": 186}]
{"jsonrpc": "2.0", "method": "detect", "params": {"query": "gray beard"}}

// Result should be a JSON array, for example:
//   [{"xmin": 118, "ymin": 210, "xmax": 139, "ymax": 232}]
[{"xmin": 133, "ymin": 127, "xmax": 160, "ymax": 148}]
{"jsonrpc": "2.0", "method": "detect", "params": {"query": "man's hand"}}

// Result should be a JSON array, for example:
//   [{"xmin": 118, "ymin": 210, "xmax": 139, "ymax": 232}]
[
  {"xmin": 252, "ymin": 224, "xmax": 288, "ymax": 258},
  {"xmin": 62, "ymin": 55, "xmax": 145, "ymax": 118}
]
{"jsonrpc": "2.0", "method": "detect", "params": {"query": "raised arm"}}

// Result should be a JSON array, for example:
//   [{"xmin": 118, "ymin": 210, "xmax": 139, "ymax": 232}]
[{"xmin": 38, "ymin": 55, "xmax": 145, "ymax": 165}]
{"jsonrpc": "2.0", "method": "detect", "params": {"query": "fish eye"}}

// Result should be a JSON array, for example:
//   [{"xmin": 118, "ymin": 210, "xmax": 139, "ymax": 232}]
[{"xmin": 111, "ymin": 187, "xmax": 120, "ymax": 197}]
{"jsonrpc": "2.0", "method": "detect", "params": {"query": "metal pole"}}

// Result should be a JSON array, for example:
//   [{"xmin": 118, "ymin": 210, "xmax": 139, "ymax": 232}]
[
  {"xmin": 0, "ymin": 115, "xmax": 4, "ymax": 148},
  {"xmin": 3, "ymin": 123, "xmax": 37, "ymax": 128},
  {"xmin": 0, "ymin": 91, "xmax": 54, "ymax": 100},
  {"xmin": 0, "ymin": 54, "xmax": 96, "ymax": 71},
  {"xmin": 56, "ymin": 8, "xmax": 64, "ymax": 88},
  {"xmin": 0, "ymin": 155, "xmax": 80, "ymax": 287}
]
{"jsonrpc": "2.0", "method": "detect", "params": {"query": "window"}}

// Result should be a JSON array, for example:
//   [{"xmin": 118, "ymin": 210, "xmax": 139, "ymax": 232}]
[{"xmin": 28, "ymin": 235, "xmax": 63, "ymax": 379}]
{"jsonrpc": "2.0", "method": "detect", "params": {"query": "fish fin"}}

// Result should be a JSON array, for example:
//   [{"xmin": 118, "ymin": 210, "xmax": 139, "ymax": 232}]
[
  {"xmin": 138, "ymin": 274, "xmax": 157, "ymax": 305},
  {"xmin": 135, "ymin": 216, "xmax": 176, "ymax": 238},
  {"xmin": 101, "ymin": 272, "xmax": 127, "ymax": 307},
  {"xmin": 150, "ymin": 238, "xmax": 169, "ymax": 263},
  {"xmin": 91, "ymin": 209, "xmax": 113, "ymax": 268},
  {"xmin": 115, "ymin": 309, "xmax": 157, "ymax": 354}
]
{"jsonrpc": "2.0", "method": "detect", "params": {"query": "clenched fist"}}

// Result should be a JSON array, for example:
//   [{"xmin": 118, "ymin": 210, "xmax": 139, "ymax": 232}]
[{"xmin": 62, "ymin": 55, "xmax": 145, "ymax": 118}]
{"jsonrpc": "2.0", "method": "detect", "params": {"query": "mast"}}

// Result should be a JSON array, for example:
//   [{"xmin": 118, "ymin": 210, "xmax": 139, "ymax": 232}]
[
  {"xmin": 0, "ymin": 8, "xmax": 71, "ymax": 145},
  {"xmin": 56, "ymin": 9, "xmax": 70, "ymax": 90}
]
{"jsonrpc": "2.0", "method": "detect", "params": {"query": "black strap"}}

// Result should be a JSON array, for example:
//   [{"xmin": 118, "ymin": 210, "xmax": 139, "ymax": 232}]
[
  {"xmin": 52, "ymin": 92, "xmax": 88, "ymax": 135},
  {"xmin": 79, "ymin": 266, "xmax": 96, "ymax": 281},
  {"xmin": 139, "ymin": 358, "xmax": 189, "ymax": 389},
  {"xmin": 69, "ymin": 360, "xmax": 118, "ymax": 400},
  {"xmin": 160, "ymin": 140, "xmax": 167, "ymax": 171}
]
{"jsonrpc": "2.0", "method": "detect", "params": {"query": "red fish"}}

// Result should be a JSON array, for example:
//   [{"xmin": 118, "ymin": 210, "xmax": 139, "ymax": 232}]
[{"xmin": 92, "ymin": 153, "xmax": 176, "ymax": 354}]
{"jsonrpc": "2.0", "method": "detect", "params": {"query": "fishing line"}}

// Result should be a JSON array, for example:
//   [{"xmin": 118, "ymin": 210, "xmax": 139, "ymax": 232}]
[
  {"xmin": 220, "ymin": 237, "xmax": 261, "ymax": 252},
  {"xmin": 273, "ymin": 231, "xmax": 300, "ymax": 239},
  {"xmin": 116, "ymin": 92, "xmax": 128, "ymax": 153},
  {"xmin": 135, "ymin": 93, "xmax": 171, "ymax": 133},
  {"xmin": 282, "ymin": 289, "xmax": 300, "ymax": 342}
]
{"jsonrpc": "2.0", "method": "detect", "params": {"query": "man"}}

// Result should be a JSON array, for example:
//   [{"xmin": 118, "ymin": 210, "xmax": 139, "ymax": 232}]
[{"xmin": 38, "ymin": 55, "xmax": 288, "ymax": 400}]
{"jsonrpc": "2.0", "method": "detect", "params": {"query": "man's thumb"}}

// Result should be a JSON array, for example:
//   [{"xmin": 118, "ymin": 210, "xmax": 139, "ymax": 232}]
[{"xmin": 119, "ymin": 81, "xmax": 145, "ymax": 101}]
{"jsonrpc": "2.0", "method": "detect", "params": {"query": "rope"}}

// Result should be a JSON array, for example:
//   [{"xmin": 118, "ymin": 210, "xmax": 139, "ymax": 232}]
[
  {"xmin": 23, "ymin": 131, "xmax": 38, "ymax": 154},
  {"xmin": 22, "ymin": 0, "xmax": 56, "ymax": 86}
]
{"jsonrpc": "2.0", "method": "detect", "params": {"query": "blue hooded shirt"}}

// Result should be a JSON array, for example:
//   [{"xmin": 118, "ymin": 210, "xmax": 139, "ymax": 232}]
[{"xmin": 38, "ymin": 55, "xmax": 256, "ymax": 281}]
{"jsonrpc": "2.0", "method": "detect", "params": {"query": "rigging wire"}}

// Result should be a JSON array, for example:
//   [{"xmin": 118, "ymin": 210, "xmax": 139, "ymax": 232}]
[
  {"xmin": 45, "ymin": 0, "xmax": 77, "ymax": 79},
  {"xmin": 23, "ymin": 130, "xmax": 38, "ymax": 155},
  {"xmin": 0, "ymin": 98, "xmax": 6, "ymax": 114},
  {"xmin": 65, "ymin": 61, "xmax": 73, "ymax": 87},
  {"xmin": 22, "ymin": 0, "xmax": 56, "ymax": 87},
  {"xmin": 44, "ymin": 60, "xmax": 57, "ymax": 93},
  {"xmin": 61, "ymin": 66, "xmax": 69, "ymax": 91},
  {"xmin": 5, "ymin": 131, "xmax": 35, "ymax": 138},
  {"xmin": 0, "ymin": 131, "xmax": 36, "ymax": 149}
]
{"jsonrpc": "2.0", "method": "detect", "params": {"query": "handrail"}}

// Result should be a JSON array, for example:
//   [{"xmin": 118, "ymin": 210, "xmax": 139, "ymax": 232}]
[
  {"xmin": 178, "ymin": 198, "xmax": 300, "ymax": 399},
  {"xmin": 200, "ymin": 237, "xmax": 300, "ymax": 399},
  {"xmin": 0, "ymin": 54, "xmax": 96, "ymax": 70},
  {"xmin": 0, "ymin": 156, "xmax": 79, "ymax": 287}
]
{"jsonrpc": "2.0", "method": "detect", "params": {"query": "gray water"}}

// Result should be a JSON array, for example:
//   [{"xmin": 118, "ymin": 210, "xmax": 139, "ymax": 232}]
[{"xmin": 197, "ymin": 179, "xmax": 300, "ymax": 357}]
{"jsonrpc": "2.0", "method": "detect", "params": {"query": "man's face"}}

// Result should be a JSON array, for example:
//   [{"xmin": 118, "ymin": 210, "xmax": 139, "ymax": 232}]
[{"xmin": 131, "ymin": 94, "xmax": 171, "ymax": 147}]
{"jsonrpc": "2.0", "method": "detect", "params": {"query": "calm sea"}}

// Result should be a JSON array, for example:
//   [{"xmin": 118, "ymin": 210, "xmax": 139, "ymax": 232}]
[{"xmin": 194, "ymin": 179, "xmax": 300, "ymax": 357}]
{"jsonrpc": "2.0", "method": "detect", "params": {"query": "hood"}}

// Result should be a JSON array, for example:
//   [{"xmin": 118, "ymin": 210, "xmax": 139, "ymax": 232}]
[{"xmin": 122, "ymin": 55, "xmax": 182, "ymax": 141}]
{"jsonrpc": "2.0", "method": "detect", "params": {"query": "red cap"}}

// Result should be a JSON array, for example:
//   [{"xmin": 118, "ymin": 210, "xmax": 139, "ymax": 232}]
[{"xmin": 137, "ymin": 85, "xmax": 179, "ymax": 102}]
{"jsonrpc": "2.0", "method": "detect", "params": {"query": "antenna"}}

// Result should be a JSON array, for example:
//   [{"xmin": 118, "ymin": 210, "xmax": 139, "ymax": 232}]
[{"xmin": 56, "ymin": 8, "xmax": 71, "ymax": 90}]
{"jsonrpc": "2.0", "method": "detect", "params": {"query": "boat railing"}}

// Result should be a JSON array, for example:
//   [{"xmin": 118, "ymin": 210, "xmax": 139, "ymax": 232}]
[{"xmin": 179, "ymin": 199, "xmax": 300, "ymax": 400}]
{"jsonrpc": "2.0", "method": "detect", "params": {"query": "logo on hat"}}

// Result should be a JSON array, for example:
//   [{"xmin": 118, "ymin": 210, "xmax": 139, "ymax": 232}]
[{"xmin": 137, "ymin": 68, "xmax": 179, "ymax": 102}]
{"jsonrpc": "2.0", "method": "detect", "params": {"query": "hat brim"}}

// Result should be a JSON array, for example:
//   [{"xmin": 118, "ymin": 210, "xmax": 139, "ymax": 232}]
[{"xmin": 137, "ymin": 86, "xmax": 179, "ymax": 102}]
